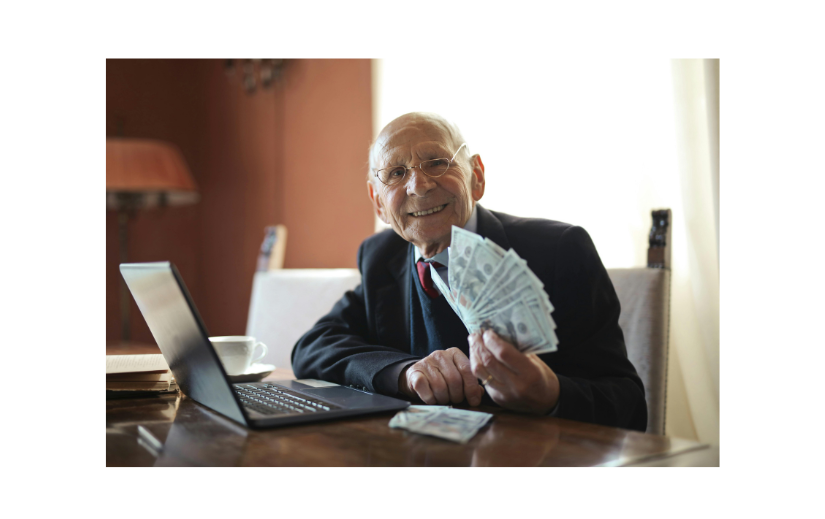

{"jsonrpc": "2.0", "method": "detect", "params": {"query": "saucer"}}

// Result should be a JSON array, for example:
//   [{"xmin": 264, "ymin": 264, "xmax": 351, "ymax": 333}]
[{"xmin": 227, "ymin": 363, "xmax": 276, "ymax": 383}]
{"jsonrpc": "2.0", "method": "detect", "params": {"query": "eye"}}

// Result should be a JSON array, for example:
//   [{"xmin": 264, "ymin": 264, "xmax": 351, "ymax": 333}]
[
  {"xmin": 429, "ymin": 159, "xmax": 448, "ymax": 167},
  {"xmin": 389, "ymin": 167, "xmax": 406, "ymax": 177}
]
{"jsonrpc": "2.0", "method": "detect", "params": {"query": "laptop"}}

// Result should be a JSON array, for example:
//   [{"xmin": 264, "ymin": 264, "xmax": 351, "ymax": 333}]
[{"xmin": 119, "ymin": 262, "xmax": 410, "ymax": 429}]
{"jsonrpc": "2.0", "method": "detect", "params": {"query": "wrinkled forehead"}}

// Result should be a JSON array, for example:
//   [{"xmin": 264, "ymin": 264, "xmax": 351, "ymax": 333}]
[{"xmin": 370, "ymin": 116, "xmax": 459, "ymax": 168}]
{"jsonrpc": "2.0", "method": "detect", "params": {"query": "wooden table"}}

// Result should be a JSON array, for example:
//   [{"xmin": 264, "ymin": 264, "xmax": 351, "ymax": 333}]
[{"xmin": 106, "ymin": 367, "xmax": 717, "ymax": 467}]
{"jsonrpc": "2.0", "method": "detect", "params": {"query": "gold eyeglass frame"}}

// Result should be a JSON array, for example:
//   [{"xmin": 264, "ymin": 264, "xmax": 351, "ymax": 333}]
[{"xmin": 373, "ymin": 143, "xmax": 468, "ymax": 187}]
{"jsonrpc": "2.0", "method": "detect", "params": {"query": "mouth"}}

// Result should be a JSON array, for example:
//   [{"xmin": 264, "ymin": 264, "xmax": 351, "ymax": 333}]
[{"xmin": 409, "ymin": 204, "xmax": 448, "ymax": 217}]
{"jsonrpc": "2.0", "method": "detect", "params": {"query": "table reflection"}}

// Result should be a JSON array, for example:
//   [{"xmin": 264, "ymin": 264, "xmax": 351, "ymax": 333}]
[
  {"xmin": 471, "ymin": 420, "xmax": 560, "ymax": 466},
  {"xmin": 106, "ymin": 395, "xmax": 685, "ymax": 467},
  {"xmin": 154, "ymin": 403, "xmax": 249, "ymax": 466}
]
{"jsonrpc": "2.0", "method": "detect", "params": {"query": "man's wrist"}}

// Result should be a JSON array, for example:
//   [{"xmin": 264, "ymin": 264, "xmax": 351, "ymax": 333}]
[
  {"xmin": 539, "ymin": 370, "xmax": 561, "ymax": 414},
  {"xmin": 397, "ymin": 362, "xmax": 416, "ymax": 397}
]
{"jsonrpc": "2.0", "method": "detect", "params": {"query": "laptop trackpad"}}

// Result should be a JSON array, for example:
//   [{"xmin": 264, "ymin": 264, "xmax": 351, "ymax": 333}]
[{"xmin": 292, "ymin": 379, "xmax": 340, "ymax": 388}]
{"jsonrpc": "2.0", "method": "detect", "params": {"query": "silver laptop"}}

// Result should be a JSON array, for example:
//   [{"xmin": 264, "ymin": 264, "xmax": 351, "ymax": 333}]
[{"xmin": 120, "ymin": 262, "xmax": 409, "ymax": 429}]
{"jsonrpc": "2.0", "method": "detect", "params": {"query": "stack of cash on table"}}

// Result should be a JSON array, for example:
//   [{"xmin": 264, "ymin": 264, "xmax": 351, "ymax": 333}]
[
  {"xmin": 389, "ymin": 406, "xmax": 494, "ymax": 443},
  {"xmin": 430, "ymin": 227, "xmax": 559, "ymax": 354}
]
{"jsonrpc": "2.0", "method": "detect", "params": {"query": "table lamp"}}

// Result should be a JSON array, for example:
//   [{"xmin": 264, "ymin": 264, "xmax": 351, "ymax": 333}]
[{"xmin": 107, "ymin": 138, "xmax": 199, "ymax": 342}]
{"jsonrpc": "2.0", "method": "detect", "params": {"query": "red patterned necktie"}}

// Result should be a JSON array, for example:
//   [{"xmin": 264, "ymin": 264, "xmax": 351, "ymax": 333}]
[{"xmin": 416, "ymin": 260, "xmax": 445, "ymax": 299}]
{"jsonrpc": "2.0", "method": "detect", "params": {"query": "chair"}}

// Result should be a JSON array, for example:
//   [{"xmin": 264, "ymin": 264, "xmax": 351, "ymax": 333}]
[
  {"xmin": 245, "ymin": 268, "xmax": 361, "ymax": 370},
  {"xmin": 606, "ymin": 209, "xmax": 672, "ymax": 435},
  {"xmin": 247, "ymin": 224, "xmax": 362, "ymax": 370}
]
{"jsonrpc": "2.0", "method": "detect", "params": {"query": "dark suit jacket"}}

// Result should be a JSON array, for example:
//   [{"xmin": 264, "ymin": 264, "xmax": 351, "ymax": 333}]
[{"xmin": 292, "ymin": 205, "xmax": 648, "ymax": 431}]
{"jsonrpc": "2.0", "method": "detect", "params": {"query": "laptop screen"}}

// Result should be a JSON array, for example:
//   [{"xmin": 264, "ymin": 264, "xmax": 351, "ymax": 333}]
[{"xmin": 120, "ymin": 262, "xmax": 247, "ymax": 425}]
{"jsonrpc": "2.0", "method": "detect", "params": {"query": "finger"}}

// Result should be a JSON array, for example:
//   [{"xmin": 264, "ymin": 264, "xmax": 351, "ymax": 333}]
[
  {"xmin": 482, "ymin": 329, "xmax": 532, "ymax": 373},
  {"xmin": 475, "ymin": 335, "xmax": 516, "ymax": 387},
  {"xmin": 423, "ymin": 363, "xmax": 450, "ymax": 404},
  {"xmin": 482, "ymin": 379, "xmax": 506, "ymax": 406},
  {"xmin": 450, "ymin": 347, "xmax": 483, "ymax": 406},
  {"xmin": 468, "ymin": 334, "xmax": 493, "ymax": 384},
  {"xmin": 472, "ymin": 342, "xmax": 509, "ymax": 405},
  {"xmin": 434, "ymin": 350, "xmax": 466, "ymax": 404},
  {"xmin": 407, "ymin": 369, "xmax": 435, "ymax": 404}
]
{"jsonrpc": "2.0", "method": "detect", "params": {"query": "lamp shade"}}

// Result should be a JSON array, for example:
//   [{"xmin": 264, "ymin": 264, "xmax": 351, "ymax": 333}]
[{"xmin": 106, "ymin": 138, "xmax": 199, "ymax": 209}]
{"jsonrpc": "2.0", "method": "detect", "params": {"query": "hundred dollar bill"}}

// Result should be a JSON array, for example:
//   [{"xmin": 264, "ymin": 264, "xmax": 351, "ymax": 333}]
[
  {"xmin": 483, "ymin": 237, "xmax": 507, "ymax": 258},
  {"xmin": 470, "ymin": 250, "xmax": 521, "ymax": 314},
  {"xmin": 520, "ymin": 295, "xmax": 558, "ymax": 354},
  {"xmin": 478, "ymin": 296, "xmax": 550, "ymax": 352},
  {"xmin": 476, "ymin": 280, "xmax": 539, "ymax": 318},
  {"xmin": 389, "ymin": 405, "xmax": 450, "ymax": 429},
  {"xmin": 475, "ymin": 260, "xmax": 542, "ymax": 314},
  {"xmin": 448, "ymin": 226, "xmax": 482, "ymax": 300},
  {"xmin": 456, "ymin": 241, "xmax": 503, "ymax": 310},
  {"xmin": 474, "ymin": 268, "xmax": 558, "ymax": 353},
  {"xmin": 400, "ymin": 408, "xmax": 493, "ymax": 443},
  {"xmin": 473, "ymin": 258, "xmax": 553, "ymax": 320},
  {"xmin": 518, "ymin": 258, "xmax": 555, "ymax": 314}
]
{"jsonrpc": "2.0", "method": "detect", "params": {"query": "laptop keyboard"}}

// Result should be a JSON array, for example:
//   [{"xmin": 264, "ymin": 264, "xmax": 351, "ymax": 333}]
[{"xmin": 234, "ymin": 383, "xmax": 341, "ymax": 416}]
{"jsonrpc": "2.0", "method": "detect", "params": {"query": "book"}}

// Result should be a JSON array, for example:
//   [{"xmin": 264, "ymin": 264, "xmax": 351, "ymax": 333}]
[
  {"xmin": 106, "ymin": 380, "xmax": 174, "ymax": 391},
  {"xmin": 106, "ymin": 353, "xmax": 179, "ymax": 396},
  {"xmin": 106, "ymin": 354, "xmax": 168, "ymax": 374},
  {"xmin": 106, "ymin": 370, "xmax": 171, "ymax": 382}
]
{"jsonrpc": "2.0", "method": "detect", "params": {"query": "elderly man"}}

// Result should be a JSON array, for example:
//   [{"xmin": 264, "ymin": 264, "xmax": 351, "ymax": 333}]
[{"xmin": 291, "ymin": 112, "xmax": 647, "ymax": 431}]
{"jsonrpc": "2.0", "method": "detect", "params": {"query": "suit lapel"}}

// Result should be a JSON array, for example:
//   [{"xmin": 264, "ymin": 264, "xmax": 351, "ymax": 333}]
[{"xmin": 476, "ymin": 204, "xmax": 511, "ymax": 251}]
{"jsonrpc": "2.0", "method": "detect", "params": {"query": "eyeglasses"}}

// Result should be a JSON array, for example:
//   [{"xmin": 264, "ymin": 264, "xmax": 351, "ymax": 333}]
[{"xmin": 373, "ymin": 143, "xmax": 467, "ymax": 187}]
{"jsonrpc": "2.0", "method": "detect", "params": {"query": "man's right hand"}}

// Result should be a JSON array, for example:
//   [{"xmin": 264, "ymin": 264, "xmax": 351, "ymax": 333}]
[{"xmin": 399, "ymin": 347, "xmax": 483, "ymax": 406}]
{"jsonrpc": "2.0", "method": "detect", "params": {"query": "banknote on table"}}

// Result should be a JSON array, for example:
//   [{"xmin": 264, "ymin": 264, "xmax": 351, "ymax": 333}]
[
  {"xmin": 388, "ymin": 405, "xmax": 449, "ymax": 429},
  {"xmin": 389, "ymin": 405, "xmax": 494, "ymax": 444},
  {"xmin": 429, "ymin": 226, "xmax": 559, "ymax": 355}
]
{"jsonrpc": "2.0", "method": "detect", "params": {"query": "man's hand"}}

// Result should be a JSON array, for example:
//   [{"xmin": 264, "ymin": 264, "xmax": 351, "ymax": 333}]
[
  {"xmin": 469, "ymin": 330, "xmax": 560, "ymax": 415},
  {"xmin": 399, "ymin": 347, "xmax": 484, "ymax": 406}
]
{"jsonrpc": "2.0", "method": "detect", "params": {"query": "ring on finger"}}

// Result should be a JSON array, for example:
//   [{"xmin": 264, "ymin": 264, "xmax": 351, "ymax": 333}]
[{"xmin": 480, "ymin": 374, "xmax": 494, "ymax": 386}]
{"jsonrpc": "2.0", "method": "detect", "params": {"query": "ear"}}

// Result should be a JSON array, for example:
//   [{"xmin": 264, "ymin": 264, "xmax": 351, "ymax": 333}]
[
  {"xmin": 367, "ymin": 180, "xmax": 389, "ymax": 224},
  {"xmin": 469, "ymin": 154, "xmax": 486, "ymax": 202}
]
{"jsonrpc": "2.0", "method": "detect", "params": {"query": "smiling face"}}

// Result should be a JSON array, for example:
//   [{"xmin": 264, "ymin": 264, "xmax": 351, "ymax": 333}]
[{"xmin": 367, "ymin": 113, "xmax": 486, "ymax": 258}]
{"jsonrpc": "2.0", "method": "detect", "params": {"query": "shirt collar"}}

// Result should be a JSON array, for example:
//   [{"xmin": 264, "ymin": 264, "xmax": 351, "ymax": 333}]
[{"xmin": 414, "ymin": 204, "xmax": 478, "ymax": 266}]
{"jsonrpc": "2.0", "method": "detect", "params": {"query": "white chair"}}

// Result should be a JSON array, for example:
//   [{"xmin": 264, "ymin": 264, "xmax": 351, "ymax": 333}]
[{"xmin": 245, "ymin": 269, "xmax": 361, "ymax": 370}]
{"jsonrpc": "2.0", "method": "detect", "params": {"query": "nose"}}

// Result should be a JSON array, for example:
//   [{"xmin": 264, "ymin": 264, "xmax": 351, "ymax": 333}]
[{"xmin": 405, "ymin": 166, "xmax": 437, "ymax": 197}]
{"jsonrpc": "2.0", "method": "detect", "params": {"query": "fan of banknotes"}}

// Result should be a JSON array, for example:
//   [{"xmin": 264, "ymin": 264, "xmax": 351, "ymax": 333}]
[{"xmin": 429, "ymin": 226, "xmax": 559, "ymax": 355}]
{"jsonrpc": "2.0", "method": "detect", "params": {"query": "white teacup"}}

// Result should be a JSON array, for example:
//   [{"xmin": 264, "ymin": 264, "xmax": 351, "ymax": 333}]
[{"xmin": 209, "ymin": 336, "xmax": 268, "ymax": 376}]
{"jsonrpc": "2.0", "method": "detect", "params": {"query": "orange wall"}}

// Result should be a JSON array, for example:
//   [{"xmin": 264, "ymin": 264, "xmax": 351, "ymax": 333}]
[
  {"xmin": 106, "ymin": 59, "xmax": 205, "ymax": 343},
  {"xmin": 195, "ymin": 61, "xmax": 283, "ymax": 336},
  {"xmin": 106, "ymin": 59, "xmax": 375, "ymax": 343},
  {"xmin": 281, "ymin": 60, "xmax": 375, "ymax": 268}
]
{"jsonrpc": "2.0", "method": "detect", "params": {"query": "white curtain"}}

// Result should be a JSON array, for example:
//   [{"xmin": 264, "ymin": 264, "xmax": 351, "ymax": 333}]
[
  {"xmin": 668, "ymin": 59, "xmax": 720, "ymax": 445},
  {"xmin": 373, "ymin": 58, "xmax": 720, "ymax": 444}
]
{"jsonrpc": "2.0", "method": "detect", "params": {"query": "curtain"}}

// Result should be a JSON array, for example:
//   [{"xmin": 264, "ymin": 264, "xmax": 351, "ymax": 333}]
[{"xmin": 667, "ymin": 59, "xmax": 720, "ymax": 445}]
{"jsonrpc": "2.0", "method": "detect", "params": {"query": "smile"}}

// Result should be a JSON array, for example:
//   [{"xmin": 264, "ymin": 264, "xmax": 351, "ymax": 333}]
[{"xmin": 409, "ymin": 204, "xmax": 447, "ymax": 217}]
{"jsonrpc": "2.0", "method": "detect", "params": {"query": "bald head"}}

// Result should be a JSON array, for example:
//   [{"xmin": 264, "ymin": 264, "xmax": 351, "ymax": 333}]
[{"xmin": 369, "ymin": 112, "xmax": 469, "ymax": 175}]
